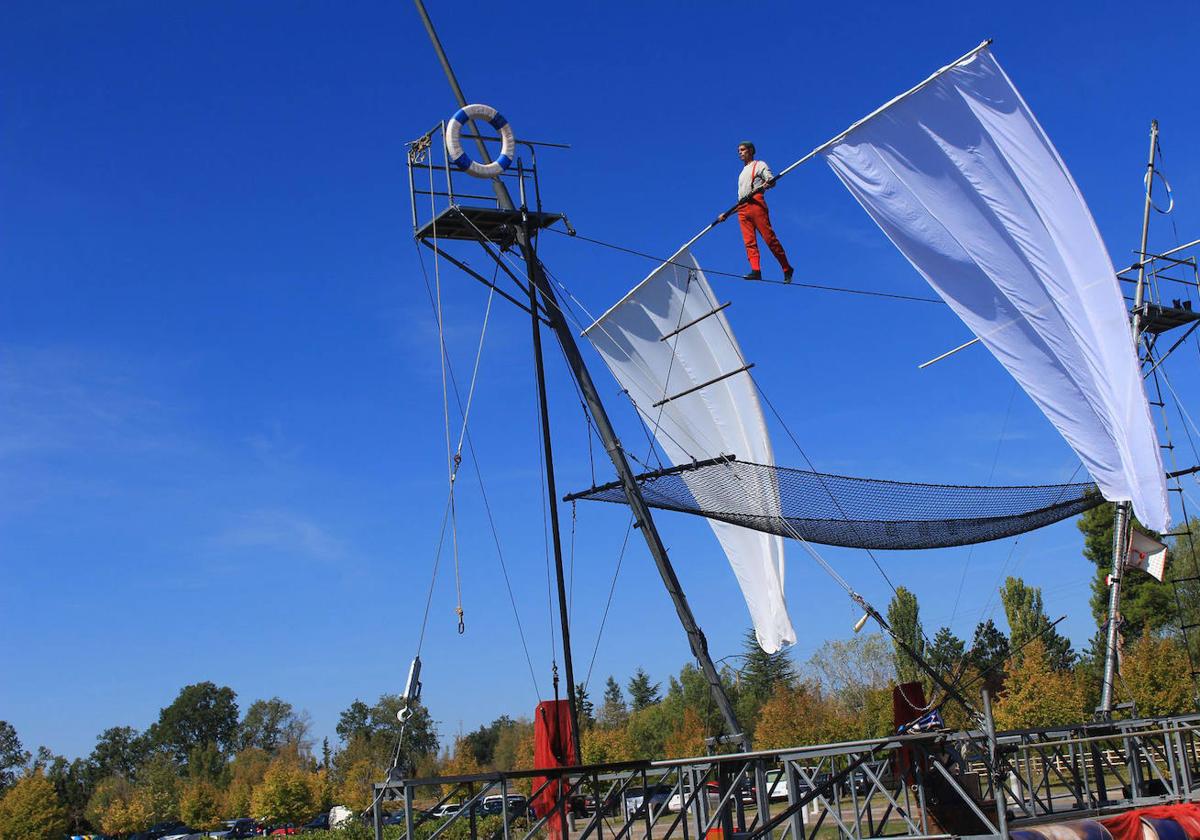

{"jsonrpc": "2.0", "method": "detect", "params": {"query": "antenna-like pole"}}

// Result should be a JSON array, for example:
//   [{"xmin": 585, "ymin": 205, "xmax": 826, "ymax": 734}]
[
  {"xmin": 1099, "ymin": 119, "xmax": 1159, "ymax": 717},
  {"xmin": 411, "ymin": 0, "xmax": 749, "ymax": 753}
]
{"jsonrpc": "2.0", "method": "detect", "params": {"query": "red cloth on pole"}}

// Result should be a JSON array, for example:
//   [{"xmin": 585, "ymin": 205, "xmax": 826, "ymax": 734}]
[
  {"xmin": 1100, "ymin": 804, "xmax": 1200, "ymax": 840},
  {"xmin": 533, "ymin": 700, "xmax": 578, "ymax": 840},
  {"xmin": 737, "ymin": 197, "xmax": 791, "ymax": 273}
]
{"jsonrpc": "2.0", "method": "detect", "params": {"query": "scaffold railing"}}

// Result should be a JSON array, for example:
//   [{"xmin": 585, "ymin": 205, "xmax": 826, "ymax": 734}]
[{"xmin": 372, "ymin": 712, "xmax": 1200, "ymax": 840}]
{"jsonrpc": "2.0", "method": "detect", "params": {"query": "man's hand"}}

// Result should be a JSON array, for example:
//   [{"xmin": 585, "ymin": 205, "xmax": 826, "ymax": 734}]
[{"xmin": 717, "ymin": 211, "xmax": 729, "ymax": 224}]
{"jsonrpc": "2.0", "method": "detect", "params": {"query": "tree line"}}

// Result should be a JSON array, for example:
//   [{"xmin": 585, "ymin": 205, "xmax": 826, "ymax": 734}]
[{"xmin": 2, "ymin": 507, "xmax": 1197, "ymax": 838}]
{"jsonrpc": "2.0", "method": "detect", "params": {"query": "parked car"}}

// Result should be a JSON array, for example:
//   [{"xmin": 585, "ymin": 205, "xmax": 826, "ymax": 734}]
[
  {"xmin": 130, "ymin": 822, "xmax": 197, "ymax": 840},
  {"xmin": 431, "ymin": 802, "xmax": 462, "ymax": 819},
  {"xmin": 303, "ymin": 812, "xmax": 330, "ymax": 830},
  {"xmin": 565, "ymin": 791, "xmax": 617, "ymax": 817},
  {"xmin": 482, "ymin": 794, "xmax": 529, "ymax": 817},
  {"xmin": 667, "ymin": 781, "xmax": 720, "ymax": 812},
  {"xmin": 210, "ymin": 818, "xmax": 261, "ymax": 839},
  {"xmin": 381, "ymin": 812, "xmax": 406, "ymax": 825},
  {"xmin": 267, "ymin": 824, "xmax": 300, "ymax": 835},
  {"xmin": 623, "ymin": 785, "xmax": 672, "ymax": 817}
]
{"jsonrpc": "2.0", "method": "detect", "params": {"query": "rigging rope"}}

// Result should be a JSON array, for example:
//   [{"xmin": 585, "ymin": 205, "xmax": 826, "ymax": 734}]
[
  {"xmin": 414, "ymin": 243, "xmax": 543, "ymax": 696},
  {"xmin": 949, "ymin": 383, "xmax": 1020, "ymax": 630},
  {"xmin": 543, "ymin": 226, "xmax": 944, "ymax": 305}
]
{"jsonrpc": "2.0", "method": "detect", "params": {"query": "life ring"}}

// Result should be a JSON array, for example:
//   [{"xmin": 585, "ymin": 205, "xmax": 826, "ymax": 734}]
[{"xmin": 445, "ymin": 104, "xmax": 515, "ymax": 179}]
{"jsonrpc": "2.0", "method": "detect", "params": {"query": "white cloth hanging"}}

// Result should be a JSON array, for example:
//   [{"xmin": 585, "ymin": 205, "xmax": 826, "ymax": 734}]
[
  {"xmin": 584, "ymin": 250, "xmax": 796, "ymax": 653},
  {"xmin": 822, "ymin": 48, "xmax": 1169, "ymax": 532}
]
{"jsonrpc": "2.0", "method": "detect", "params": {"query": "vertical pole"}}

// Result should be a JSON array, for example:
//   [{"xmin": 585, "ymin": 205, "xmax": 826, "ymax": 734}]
[
  {"xmin": 1101, "ymin": 120, "xmax": 1160, "ymax": 718},
  {"xmin": 405, "ymin": 785, "xmax": 416, "ymax": 840},
  {"xmin": 527, "ymin": 212, "xmax": 583, "ymax": 761},
  {"xmin": 374, "ymin": 789, "xmax": 384, "ymax": 840},
  {"xmin": 411, "ymin": 0, "xmax": 748, "ymax": 751},
  {"xmin": 1132, "ymin": 120, "xmax": 1160, "ymax": 325},
  {"xmin": 1100, "ymin": 501, "xmax": 1130, "ymax": 716},
  {"xmin": 983, "ymin": 689, "xmax": 1010, "ymax": 840}
]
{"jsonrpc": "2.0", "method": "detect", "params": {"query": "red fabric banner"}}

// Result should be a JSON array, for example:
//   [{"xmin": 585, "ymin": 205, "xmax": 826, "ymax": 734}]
[
  {"xmin": 533, "ymin": 700, "xmax": 579, "ymax": 840},
  {"xmin": 1099, "ymin": 804, "xmax": 1200, "ymax": 840}
]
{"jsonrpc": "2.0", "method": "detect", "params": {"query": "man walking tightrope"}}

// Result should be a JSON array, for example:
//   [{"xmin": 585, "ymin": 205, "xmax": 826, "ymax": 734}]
[{"xmin": 719, "ymin": 141, "xmax": 794, "ymax": 282}]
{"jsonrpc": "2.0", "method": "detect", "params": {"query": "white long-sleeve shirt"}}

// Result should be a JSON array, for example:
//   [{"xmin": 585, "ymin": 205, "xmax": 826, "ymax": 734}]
[{"xmin": 737, "ymin": 160, "xmax": 774, "ymax": 200}]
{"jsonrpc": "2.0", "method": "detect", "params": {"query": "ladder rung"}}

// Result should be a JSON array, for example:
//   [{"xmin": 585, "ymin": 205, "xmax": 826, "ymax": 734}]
[
  {"xmin": 1161, "ymin": 444, "xmax": 1175, "ymax": 449},
  {"xmin": 1165, "ymin": 530, "xmax": 1194, "ymax": 537},
  {"xmin": 1182, "ymin": 624, "xmax": 1200, "ymax": 632},
  {"xmin": 1169, "ymin": 487, "xmax": 1184, "ymax": 492},
  {"xmin": 1171, "ymin": 575, "xmax": 1200, "ymax": 583},
  {"xmin": 1149, "ymin": 401, "xmax": 1166, "ymax": 407}
]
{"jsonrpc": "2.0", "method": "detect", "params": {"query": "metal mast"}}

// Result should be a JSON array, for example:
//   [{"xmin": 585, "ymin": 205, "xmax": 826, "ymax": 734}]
[
  {"xmin": 412, "ymin": 1, "xmax": 749, "ymax": 751},
  {"xmin": 1099, "ymin": 119, "xmax": 1159, "ymax": 717}
]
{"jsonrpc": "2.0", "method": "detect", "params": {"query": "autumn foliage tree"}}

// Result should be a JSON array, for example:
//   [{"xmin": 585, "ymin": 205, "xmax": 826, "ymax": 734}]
[
  {"xmin": 251, "ymin": 759, "xmax": 316, "ymax": 826},
  {"xmin": 0, "ymin": 769, "xmax": 69, "ymax": 840},
  {"xmin": 993, "ymin": 639, "xmax": 1087, "ymax": 729},
  {"xmin": 1119, "ymin": 633, "xmax": 1196, "ymax": 716}
]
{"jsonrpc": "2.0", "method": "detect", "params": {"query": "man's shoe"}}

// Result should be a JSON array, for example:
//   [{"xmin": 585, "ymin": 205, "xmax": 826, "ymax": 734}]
[
  {"xmin": 783, "ymin": 268, "xmax": 794, "ymax": 284},
  {"xmin": 744, "ymin": 270, "xmax": 762, "ymax": 281}
]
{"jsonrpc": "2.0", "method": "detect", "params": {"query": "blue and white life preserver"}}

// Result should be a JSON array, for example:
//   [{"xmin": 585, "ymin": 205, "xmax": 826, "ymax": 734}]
[{"xmin": 445, "ymin": 103, "xmax": 516, "ymax": 179}]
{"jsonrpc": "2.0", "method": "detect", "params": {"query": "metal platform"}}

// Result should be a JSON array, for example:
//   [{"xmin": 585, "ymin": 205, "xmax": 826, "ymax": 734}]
[
  {"xmin": 1136, "ymin": 302, "xmax": 1200, "ymax": 335},
  {"xmin": 415, "ymin": 205, "xmax": 564, "ymax": 248}
]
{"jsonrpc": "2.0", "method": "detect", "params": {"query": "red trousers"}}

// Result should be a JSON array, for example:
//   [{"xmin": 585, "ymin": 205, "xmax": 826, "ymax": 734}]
[{"xmin": 738, "ymin": 197, "xmax": 791, "ymax": 273}]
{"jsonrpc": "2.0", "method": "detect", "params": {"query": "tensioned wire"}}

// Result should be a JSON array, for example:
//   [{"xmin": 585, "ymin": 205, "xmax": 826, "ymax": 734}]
[
  {"xmin": 414, "ymin": 243, "xmax": 543, "ymax": 700},
  {"xmin": 543, "ymin": 226, "xmax": 944, "ymax": 305},
  {"xmin": 452, "ymin": 183, "xmax": 1031, "ymax": 701},
  {"xmin": 451, "ymin": 211, "xmax": 654, "ymax": 696}
]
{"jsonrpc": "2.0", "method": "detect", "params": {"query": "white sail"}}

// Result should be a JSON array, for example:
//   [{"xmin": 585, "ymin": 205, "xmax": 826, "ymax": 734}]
[
  {"xmin": 822, "ymin": 47, "xmax": 1170, "ymax": 532},
  {"xmin": 583, "ymin": 250, "xmax": 796, "ymax": 653}
]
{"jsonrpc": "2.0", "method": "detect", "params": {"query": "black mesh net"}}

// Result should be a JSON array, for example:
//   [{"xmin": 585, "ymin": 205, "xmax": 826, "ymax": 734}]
[{"xmin": 568, "ymin": 458, "xmax": 1101, "ymax": 550}]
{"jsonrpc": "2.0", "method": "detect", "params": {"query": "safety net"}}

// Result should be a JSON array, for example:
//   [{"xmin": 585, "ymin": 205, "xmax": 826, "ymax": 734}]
[{"xmin": 566, "ymin": 458, "xmax": 1102, "ymax": 550}]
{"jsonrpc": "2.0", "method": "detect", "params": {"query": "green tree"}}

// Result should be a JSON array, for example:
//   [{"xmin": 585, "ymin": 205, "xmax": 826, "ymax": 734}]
[
  {"xmin": 0, "ymin": 722, "xmax": 30, "ymax": 792},
  {"xmin": 186, "ymin": 741, "xmax": 226, "ymax": 784},
  {"xmin": 1078, "ymin": 501, "xmax": 1174, "ymax": 639},
  {"xmin": 0, "ymin": 768, "xmax": 69, "ymax": 840},
  {"xmin": 968, "ymin": 619, "xmax": 1010, "ymax": 689},
  {"xmin": 627, "ymin": 669, "xmax": 661, "ymax": 711},
  {"xmin": 135, "ymin": 753, "xmax": 181, "ymax": 823},
  {"xmin": 36, "ymin": 750, "xmax": 90, "ymax": 832},
  {"xmin": 1000, "ymin": 577, "xmax": 1074, "ymax": 670},
  {"xmin": 239, "ymin": 698, "xmax": 310, "ymax": 754},
  {"xmin": 599, "ymin": 677, "xmax": 628, "ymax": 728},
  {"xmin": 575, "ymin": 683, "xmax": 595, "ymax": 729},
  {"xmin": 928, "ymin": 627, "xmax": 966, "ymax": 678},
  {"xmin": 147, "ymin": 682, "xmax": 240, "ymax": 763},
  {"xmin": 886, "ymin": 587, "xmax": 925, "ymax": 685},
  {"xmin": 238, "ymin": 696, "xmax": 312, "ymax": 753},
  {"xmin": 336, "ymin": 700, "xmax": 371, "ymax": 744},
  {"xmin": 88, "ymin": 726, "xmax": 148, "ymax": 782},
  {"xmin": 461, "ymin": 716, "xmax": 516, "ymax": 766},
  {"xmin": 735, "ymin": 626, "xmax": 796, "ymax": 735}
]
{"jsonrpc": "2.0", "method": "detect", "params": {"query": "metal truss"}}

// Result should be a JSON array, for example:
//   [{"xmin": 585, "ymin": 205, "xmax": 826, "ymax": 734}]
[{"xmin": 373, "ymin": 713, "xmax": 1200, "ymax": 840}]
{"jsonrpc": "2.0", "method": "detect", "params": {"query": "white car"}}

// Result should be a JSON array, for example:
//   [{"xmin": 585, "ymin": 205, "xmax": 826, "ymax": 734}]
[{"xmin": 666, "ymin": 781, "xmax": 720, "ymax": 812}]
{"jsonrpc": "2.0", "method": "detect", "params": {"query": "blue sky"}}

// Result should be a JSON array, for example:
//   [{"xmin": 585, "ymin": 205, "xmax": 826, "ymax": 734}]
[{"xmin": 3, "ymin": 1, "xmax": 1200, "ymax": 761}]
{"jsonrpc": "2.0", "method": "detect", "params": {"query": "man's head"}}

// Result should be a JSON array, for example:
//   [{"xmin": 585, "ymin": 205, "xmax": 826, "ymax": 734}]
[{"xmin": 738, "ymin": 142, "xmax": 756, "ymax": 163}]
